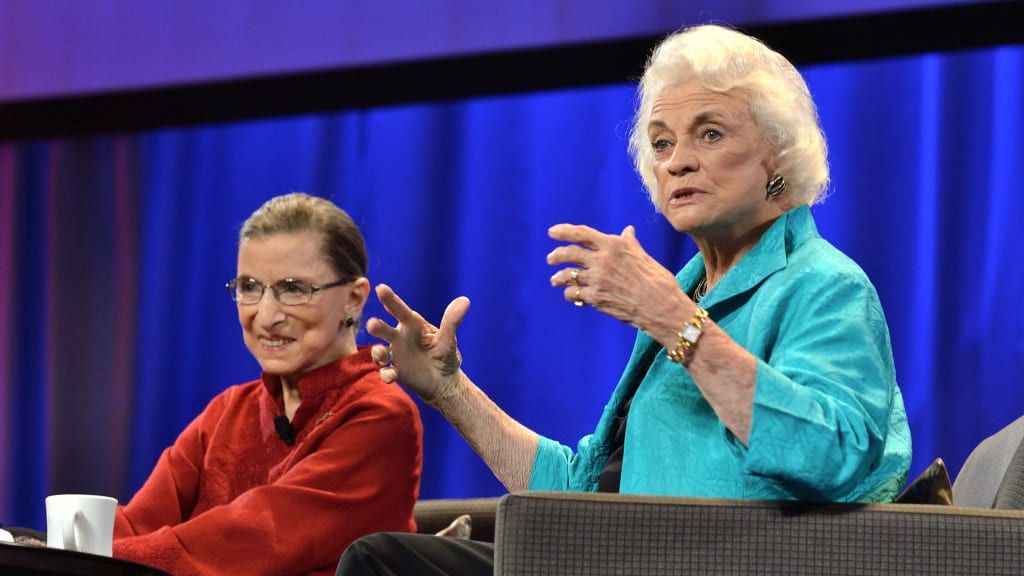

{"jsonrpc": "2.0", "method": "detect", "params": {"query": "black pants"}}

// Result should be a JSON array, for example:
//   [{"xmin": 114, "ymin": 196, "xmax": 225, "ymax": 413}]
[{"xmin": 337, "ymin": 532, "xmax": 494, "ymax": 576}]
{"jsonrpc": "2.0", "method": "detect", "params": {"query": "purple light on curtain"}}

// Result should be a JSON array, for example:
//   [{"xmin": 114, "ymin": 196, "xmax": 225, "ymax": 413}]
[
  {"xmin": 43, "ymin": 142, "xmax": 61, "ymax": 493},
  {"xmin": 110, "ymin": 137, "xmax": 137, "ymax": 494},
  {"xmin": 0, "ymin": 146, "xmax": 14, "ymax": 510},
  {"xmin": 0, "ymin": 0, "xmax": 992, "ymax": 102}
]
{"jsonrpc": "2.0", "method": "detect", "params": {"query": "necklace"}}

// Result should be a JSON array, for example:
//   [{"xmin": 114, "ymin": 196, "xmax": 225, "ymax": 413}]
[{"xmin": 693, "ymin": 275, "xmax": 708, "ymax": 303}]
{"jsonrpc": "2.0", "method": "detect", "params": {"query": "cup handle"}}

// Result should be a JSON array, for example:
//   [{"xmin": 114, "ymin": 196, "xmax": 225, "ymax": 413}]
[{"xmin": 62, "ymin": 510, "xmax": 84, "ymax": 551}]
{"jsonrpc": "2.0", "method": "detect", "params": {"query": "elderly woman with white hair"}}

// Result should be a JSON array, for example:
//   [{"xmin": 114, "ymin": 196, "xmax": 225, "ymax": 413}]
[{"xmin": 337, "ymin": 23, "xmax": 911, "ymax": 576}]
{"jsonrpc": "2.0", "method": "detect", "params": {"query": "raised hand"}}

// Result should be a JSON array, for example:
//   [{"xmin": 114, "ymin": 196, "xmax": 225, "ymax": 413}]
[
  {"xmin": 547, "ymin": 223, "xmax": 692, "ymax": 335},
  {"xmin": 366, "ymin": 283, "xmax": 470, "ymax": 405}
]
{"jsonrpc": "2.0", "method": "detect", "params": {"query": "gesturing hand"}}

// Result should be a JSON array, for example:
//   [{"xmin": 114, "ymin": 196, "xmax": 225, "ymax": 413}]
[
  {"xmin": 547, "ymin": 224, "xmax": 689, "ymax": 333},
  {"xmin": 366, "ymin": 284, "xmax": 470, "ymax": 405}
]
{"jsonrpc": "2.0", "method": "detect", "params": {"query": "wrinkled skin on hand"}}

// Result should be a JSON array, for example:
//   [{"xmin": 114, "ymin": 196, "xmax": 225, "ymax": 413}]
[
  {"xmin": 547, "ymin": 223, "xmax": 691, "ymax": 336},
  {"xmin": 366, "ymin": 284, "xmax": 470, "ymax": 405}
]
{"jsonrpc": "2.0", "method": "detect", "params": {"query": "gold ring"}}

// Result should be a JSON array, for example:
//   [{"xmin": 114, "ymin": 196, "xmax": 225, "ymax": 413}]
[
  {"xmin": 573, "ymin": 288, "xmax": 584, "ymax": 307},
  {"xmin": 569, "ymin": 268, "xmax": 580, "ymax": 286}
]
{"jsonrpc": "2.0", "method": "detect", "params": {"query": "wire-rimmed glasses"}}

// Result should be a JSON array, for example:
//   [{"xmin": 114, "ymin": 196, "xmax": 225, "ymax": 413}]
[{"xmin": 225, "ymin": 276, "xmax": 352, "ymax": 306}]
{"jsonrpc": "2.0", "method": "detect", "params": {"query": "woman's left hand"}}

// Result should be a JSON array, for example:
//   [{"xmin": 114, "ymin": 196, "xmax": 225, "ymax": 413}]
[
  {"xmin": 367, "ymin": 284, "xmax": 469, "ymax": 405},
  {"xmin": 548, "ymin": 224, "xmax": 690, "ymax": 334}
]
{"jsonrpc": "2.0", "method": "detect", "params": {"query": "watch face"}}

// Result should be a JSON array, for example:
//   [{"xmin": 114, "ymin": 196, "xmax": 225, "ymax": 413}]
[{"xmin": 681, "ymin": 323, "xmax": 702, "ymax": 343}]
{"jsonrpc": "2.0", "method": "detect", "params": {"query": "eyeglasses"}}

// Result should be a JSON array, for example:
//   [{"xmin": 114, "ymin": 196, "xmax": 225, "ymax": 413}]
[{"xmin": 226, "ymin": 276, "xmax": 353, "ymax": 306}]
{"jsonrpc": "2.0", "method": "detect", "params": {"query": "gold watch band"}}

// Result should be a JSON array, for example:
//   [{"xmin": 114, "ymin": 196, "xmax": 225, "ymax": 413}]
[{"xmin": 667, "ymin": 307, "xmax": 709, "ymax": 365}]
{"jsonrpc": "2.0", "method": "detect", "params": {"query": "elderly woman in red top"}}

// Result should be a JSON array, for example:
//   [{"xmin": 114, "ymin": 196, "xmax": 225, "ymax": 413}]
[{"xmin": 113, "ymin": 193, "xmax": 423, "ymax": 576}]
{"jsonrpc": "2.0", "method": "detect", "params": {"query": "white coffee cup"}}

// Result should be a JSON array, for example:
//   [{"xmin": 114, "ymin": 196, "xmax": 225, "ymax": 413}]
[{"xmin": 45, "ymin": 494, "xmax": 117, "ymax": 556}]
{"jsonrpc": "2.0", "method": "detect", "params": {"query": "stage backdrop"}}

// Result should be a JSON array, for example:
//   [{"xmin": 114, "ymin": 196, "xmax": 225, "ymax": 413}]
[
  {"xmin": 0, "ymin": 0, "xmax": 994, "ymax": 102},
  {"xmin": 2, "ymin": 44, "xmax": 1023, "ymax": 528}
]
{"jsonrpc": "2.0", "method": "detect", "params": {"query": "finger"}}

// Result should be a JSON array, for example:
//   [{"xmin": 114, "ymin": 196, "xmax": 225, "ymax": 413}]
[
  {"xmin": 550, "ymin": 267, "xmax": 584, "ymax": 287},
  {"xmin": 379, "ymin": 366, "xmax": 399, "ymax": 384},
  {"xmin": 439, "ymin": 296, "xmax": 471, "ymax": 336},
  {"xmin": 620, "ymin": 225, "xmax": 645, "ymax": 250},
  {"xmin": 620, "ymin": 224, "xmax": 654, "ymax": 257},
  {"xmin": 366, "ymin": 317, "xmax": 399, "ymax": 343},
  {"xmin": 564, "ymin": 285, "xmax": 588, "ymax": 306},
  {"xmin": 370, "ymin": 344, "xmax": 391, "ymax": 366},
  {"xmin": 546, "ymin": 245, "xmax": 595, "ymax": 266},
  {"xmin": 374, "ymin": 283, "xmax": 423, "ymax": 325},
  {"xmin": 548, "ymin": 223, "xmax": 608, "ymax": 248}
]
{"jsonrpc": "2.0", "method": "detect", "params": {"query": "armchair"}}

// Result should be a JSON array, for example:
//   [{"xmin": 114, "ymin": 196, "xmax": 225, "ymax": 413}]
[
  {"xmin": 410, "ymin": 417, "xmax": 1024, "ymax": 575},
  {"xmin": 492, "ymin": 491, "xmax": 1024, "ymax": 575}
]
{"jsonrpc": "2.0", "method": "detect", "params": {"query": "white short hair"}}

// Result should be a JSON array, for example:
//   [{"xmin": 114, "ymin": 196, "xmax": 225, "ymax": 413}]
[{"xmin": 627, "ymin": 25, "xmax": 829, "ymax": 207}]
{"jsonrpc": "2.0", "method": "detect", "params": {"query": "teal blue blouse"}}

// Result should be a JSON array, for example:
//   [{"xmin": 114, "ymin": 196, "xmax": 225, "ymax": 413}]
[{"xmin": 529, "ymin": 206, "xmax": 912, "ymax": 502}]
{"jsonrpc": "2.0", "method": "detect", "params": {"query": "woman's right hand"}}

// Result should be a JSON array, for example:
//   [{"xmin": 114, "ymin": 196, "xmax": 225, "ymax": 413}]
[{"xmin": 366, "ymin": 284, "xmax": 470, "ymax": 405}]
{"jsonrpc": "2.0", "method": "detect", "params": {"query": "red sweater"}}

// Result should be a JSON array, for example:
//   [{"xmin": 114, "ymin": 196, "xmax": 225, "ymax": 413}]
[{"xmin": 113, "ymin": 347, "xmax": 422, "ymax": 576}]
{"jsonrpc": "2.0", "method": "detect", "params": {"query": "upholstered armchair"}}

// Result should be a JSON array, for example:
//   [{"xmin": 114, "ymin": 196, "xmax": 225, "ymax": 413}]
[
  {"xmin": 414, "ymin": 416, "xmax": 1024, "ymax": 575},
  {"xmin": 492, "ymin": 491, "xmax": 1024, "ymax": 575}
]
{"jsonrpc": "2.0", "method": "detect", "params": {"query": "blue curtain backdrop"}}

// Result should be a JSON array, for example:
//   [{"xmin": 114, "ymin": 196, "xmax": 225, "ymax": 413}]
[{"xmin": 2, "ymin": 45, "xmax": 1023, "ymax": 528}]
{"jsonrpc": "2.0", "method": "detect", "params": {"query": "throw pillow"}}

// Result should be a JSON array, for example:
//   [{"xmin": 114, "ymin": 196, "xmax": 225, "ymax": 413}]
[{"xmin": 895, "ymin": 457, "xmax": 953, "ymax": 505}]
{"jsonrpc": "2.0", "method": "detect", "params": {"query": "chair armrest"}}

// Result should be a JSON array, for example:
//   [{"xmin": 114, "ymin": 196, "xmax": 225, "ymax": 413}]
[
  {"xmin": 414, "ymin": 497, "xmax": 501, "ymax": 543},
  {"xmin": 494, "ymin": 491, "xmax": 1024, "ymax": 575}
]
